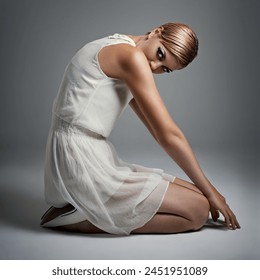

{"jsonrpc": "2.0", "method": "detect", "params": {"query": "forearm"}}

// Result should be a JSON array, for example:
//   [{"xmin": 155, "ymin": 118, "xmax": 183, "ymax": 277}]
[{"xmin": 159, "ymin": 132, "xmax": 216, "ymax": 198}]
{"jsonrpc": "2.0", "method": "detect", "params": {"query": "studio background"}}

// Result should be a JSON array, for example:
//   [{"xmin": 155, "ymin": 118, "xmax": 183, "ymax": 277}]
[{"xmin": 0, "ymin": 0, "xmax": 259, "ymax": 259}]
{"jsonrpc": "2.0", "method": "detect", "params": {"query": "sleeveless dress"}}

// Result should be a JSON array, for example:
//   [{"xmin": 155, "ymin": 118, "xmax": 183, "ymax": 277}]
[{"xmin": 43, "ymin": 34, "xmax": 176, "ymax": 235}]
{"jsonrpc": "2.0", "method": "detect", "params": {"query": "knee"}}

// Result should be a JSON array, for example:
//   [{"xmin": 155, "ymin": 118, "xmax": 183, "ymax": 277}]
[{"xmin": 190, "ymin": 196, "xmax": 210, "ymax": 231}]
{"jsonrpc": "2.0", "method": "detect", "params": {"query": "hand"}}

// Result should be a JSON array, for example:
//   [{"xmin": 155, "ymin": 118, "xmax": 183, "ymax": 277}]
[{"xmin": 207, "ymin": 188, "xmax": 241, "ymax": 230}]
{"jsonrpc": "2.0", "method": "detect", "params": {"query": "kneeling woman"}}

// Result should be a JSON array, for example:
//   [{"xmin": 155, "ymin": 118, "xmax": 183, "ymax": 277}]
[{"xmin": 41, "ymin": 22, "xmax": 240, "ymax": 235}]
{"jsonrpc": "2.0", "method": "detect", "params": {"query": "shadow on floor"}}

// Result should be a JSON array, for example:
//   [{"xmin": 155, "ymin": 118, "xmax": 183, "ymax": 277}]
[
  {"xmin": 204, "ymin": 219, "xmax": 228, "ymax": 231},
  {"xmin": 0, "ymin": 184, "xmax": 46, "ymax": 233},
  {"xmin": 0, "ymin": 184, "xmax": 137, "ymax": 238},
  {"xmin": 0, "ymin": 183, "xmax": 228, "ymax": 235}
]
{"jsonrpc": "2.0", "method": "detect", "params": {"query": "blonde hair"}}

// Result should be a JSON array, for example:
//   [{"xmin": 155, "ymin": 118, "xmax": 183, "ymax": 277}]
[{"xmin": 156, "ymin": 22, "xmax": 198, "ymax": 68}]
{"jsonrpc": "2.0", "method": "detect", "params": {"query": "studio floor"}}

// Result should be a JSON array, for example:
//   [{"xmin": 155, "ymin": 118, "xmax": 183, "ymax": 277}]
[{"xmin": 0, "ymin": 147, "xmax": 259, "ymax": 260}]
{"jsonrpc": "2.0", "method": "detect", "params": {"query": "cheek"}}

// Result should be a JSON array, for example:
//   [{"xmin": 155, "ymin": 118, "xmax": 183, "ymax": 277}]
[
  {"xmin": 143, "ymin": 45, "xmax": 156, "ymax": 60},
  {"xmin": 143, "ymin": 50, "xmax": 152, "ymax": 61}
]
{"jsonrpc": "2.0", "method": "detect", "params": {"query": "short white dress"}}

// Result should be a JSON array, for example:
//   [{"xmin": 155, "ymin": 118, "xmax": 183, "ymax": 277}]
[{"xmin": 43, "ymin": 34, "xmax": 176, "ymax": 235}]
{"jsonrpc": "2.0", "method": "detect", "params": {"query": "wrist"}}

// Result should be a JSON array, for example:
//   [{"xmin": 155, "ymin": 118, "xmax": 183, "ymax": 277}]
[{"xmin": 199, "ymin": 183, "xmax": 217, "ymax": 199}]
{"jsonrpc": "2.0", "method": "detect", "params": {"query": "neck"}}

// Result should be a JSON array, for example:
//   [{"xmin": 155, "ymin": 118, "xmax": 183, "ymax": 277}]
[{"xmin": 127, "ymin": 35, "xmax": 146, "ymax": 46}]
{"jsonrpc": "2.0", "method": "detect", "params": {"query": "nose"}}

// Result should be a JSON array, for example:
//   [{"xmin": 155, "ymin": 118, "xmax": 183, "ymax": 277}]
[{"xmin": 149, "ymin": 61, "xmax": 161, "ymax": 72}]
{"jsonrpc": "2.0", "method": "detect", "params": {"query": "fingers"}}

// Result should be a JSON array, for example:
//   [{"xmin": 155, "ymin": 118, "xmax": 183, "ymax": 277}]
[
  {"xmin": 210, "ymin": 203, "xmax": 240, "ymax": 230},
  {"xmin": 208, "ymin": 190, "xmax": 241, "ymax": 230},
  {"xmin": 222, "ymin": 205, "xmax": 241, "ymax": 230},
  {"xmin": 210, "ymin": 207, "xmax": 219, "ymax": 222}
]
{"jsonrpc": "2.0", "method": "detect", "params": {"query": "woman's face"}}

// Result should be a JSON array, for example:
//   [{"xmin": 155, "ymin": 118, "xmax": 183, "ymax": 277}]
[{"xmin": 137, "ymin": 30, "xmax": 182, "ymax": 74}]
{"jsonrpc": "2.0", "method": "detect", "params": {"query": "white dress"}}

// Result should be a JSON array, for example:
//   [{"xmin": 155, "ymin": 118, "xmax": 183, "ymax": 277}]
[{"xmin": 43, "ymin": 34, "xmax": 175, "ymax": 235}]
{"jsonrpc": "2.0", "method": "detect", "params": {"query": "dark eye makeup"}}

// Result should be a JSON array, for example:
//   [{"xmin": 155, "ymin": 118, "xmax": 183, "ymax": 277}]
[
  {"xmin": 157, "ymin": 47, "xmax": 172, "ymax": 73},
  {"xmin": 157, "ymin": 47, "xmax": 165, "ymax": 61},
  {"xmin": 162, "ymin": 66, "xmax": 171, "ymax": 73}
]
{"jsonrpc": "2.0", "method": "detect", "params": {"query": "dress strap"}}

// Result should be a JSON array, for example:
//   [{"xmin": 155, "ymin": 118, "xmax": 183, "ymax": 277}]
[{"xmin": 108, "ymin": 33, "xmax": 136, "ymax": 46}]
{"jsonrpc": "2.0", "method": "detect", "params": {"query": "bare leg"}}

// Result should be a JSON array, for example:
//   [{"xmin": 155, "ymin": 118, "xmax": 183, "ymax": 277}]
[
  {"xmin": 61, "ymin": 179, "xmax": 209, "ymax": 234},
  {"xmin": 132, "ymin": 179, "xmax": 210, "ymax": 234},
  {"xmin": 174, "ymin": 177, "xmax": 204, "ymax": 195},
  {"xmin": 42, "ymin": 178, "xmax": 209, "ymax": 234}
]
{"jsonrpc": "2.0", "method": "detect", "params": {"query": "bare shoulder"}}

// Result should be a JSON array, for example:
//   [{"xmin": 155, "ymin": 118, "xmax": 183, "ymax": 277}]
[
  {"xmin": 99, "ymin": 41, "xmax": 178, "ymax": 141},
  {"xmin": 98, "ymin": 43, "xmax": 148, "ymax": 80},
  {"xmin": 118, "ymin": 45, "xmax": 146, "ymax": 67}
]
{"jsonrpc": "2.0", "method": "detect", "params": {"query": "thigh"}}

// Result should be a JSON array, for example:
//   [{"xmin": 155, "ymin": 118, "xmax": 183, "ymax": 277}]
[
  {"xmin": 158, "ymin": 181, "xmax": 209, "ymax": 219},
  {"xmin": 174, "ymin": 177, "xmax": 203, "ymax": 195},
  {"xmin": 133, "ymin": 181, "xmax": 210, "ymax": 234}
]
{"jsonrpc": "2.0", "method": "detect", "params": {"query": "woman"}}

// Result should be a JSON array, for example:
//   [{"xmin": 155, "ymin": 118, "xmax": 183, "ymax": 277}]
[{"xmin": 41, "ymin": 22, "xmax": 240, "ymax": 235}]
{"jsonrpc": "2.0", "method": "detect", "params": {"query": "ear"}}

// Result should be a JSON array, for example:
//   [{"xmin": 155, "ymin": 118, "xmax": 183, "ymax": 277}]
[{"xmin": 147, "ymin": 26, "xmax": 164, "ymax": 39}]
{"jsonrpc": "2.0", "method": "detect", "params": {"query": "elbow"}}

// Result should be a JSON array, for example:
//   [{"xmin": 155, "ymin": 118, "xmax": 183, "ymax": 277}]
[{"xmin": 156, "ymin": 129, "xmax": 185, "ymax": 149}]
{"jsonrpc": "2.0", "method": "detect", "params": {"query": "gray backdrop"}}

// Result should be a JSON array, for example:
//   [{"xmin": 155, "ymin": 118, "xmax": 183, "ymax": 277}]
[
  {"xmin": 1, "ymin": 0, "xmax": 258, "ymax": 152},
  {"xmin": 0, "ymin": 0, "xmax": 259, "ymax": 260}
]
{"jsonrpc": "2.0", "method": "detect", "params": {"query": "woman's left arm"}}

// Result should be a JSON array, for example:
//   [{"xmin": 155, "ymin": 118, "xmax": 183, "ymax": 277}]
[
  {"xmin": 130, "ymin": 96, "xmax": 239, "ymax": 229},
  {"xmin": 125, "ymin": 54, "xmax": 240, "ymax": 230},
  {"xmin": 129, "ymin": 98, "xmax": 159, "ymax": 142},
  {"xmin": 103, "ymin": 44, "xmax": 240, "ymax": 230}
]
